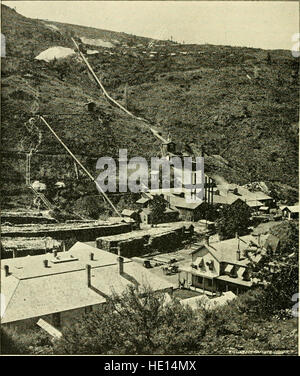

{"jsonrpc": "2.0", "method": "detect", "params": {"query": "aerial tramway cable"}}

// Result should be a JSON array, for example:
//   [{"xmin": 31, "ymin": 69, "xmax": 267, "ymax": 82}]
[{"xmin": 39, "ymin": 115, "xmax": 122, "ymax": 217}]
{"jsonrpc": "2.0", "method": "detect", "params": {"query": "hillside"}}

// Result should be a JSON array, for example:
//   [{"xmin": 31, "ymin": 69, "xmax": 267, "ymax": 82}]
[{"xmin": 1, "ymin": 4, "xmax": 299, "ymax": 211}]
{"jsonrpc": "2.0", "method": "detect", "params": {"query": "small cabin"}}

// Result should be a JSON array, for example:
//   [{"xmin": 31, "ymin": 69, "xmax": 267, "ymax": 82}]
[
  {"xmin": 85, "ymin": 101, "xmax": 96, "ymax": 112},
  {"xmin": 162, "ymin": 141, "xmax": 176, "ymax": 155}
]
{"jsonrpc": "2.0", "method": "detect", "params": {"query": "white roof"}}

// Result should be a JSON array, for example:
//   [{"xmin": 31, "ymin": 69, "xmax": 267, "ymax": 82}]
[
  {"xmin": 35, "ymin": 47, "xmax": 75, "ymax": 62},
  {"xmin": 1, "ymin": 242, "xmax": 175, "ymax": 324},
  {"xmin": 181, "ymin": 291, "xmax": 236, "ymax": 310},
  {"xmin": 284, "ymin": 206, "xmax": 299, "ymax": 213}
]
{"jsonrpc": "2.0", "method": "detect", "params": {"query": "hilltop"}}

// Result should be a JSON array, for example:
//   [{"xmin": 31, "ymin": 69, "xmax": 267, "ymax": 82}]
[{"xmin": 1, "ymin": 4, "xmax": 299, "ymax": 212}]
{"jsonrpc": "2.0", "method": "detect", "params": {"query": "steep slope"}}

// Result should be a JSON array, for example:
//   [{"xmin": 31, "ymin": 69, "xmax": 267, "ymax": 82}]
[{"xmin": 1, "ymin": 4, "xmax": 299, "ymax": 212}]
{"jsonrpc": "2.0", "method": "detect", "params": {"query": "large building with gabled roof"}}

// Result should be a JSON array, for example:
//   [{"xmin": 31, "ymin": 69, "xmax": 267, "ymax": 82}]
[{"xmin": 1, "ymin": 242, "xmax": 175, "ymax": 331}]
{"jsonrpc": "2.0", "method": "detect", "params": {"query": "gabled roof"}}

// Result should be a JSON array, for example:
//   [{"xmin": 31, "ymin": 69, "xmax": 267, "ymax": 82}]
[
  {"xmin": 282, "ymin": 205, "xmax": 299, "ymax": 213},
  {"xmin": 121, "ymin": 209, "xmax": 137, "ymax": 217},
  {"xmin": 193, "ymin": 235, "xmax": 265, "ymax": 266},
  {"xmin": 169, "ymin": 195, "xmax": 203, "ymax": 210},
  {"xmin": 213, "ymin": 194, "xmax": 240, "ymax": 205},
  {"xmin": 1, "ymin": 242, "xmax": 175, "ymax": 324}
]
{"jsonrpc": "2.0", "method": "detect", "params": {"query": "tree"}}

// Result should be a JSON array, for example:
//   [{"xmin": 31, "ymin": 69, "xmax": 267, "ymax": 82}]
[
  {"xmin": 53, "ymin": 286, "xmax": 206, "ymax": 355},
  {"xmin": 215, "ymin": 200, "xmax": 251, "ymax": 239},
  {"xmin": 247, "ymin": 222, "xmax": 299, "ymax": 317},
  {"xmin": 148, "ymin": 195, "xmax": 167, "ymax": 226}
]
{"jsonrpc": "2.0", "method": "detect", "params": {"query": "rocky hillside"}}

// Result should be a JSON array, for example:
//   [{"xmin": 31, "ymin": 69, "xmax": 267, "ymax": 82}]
[{"xmin": 1, "ymin": 4, "xmax": 299, "ymax": 210}]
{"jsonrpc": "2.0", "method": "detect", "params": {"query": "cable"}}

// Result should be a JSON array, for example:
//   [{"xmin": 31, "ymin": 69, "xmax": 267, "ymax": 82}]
[{"xmin": 39, "ymin": 115, "xmax": 122, "ymax": 217}]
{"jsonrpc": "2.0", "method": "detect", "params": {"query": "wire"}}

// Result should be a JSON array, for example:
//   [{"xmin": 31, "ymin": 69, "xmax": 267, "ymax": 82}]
[{"xmin": 39, "ymin": 115, "xmax": 122, "ymax": 217}]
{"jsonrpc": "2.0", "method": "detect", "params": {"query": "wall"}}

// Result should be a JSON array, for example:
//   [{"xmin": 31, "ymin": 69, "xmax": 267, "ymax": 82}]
[
  {"xmin": 2, "ymin": 223, "xmax": 131, "ymax": 241},
  {"xmin": 97, "ymin": 226, "xmax": 190, "ymax": 258}
]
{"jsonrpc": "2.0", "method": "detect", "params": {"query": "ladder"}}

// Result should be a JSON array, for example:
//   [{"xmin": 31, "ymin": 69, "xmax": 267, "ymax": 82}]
[
  {"xmin": 25, "ymin": 152, "xmax": 32, "ymax": 186},
  {"xmin": 29, "ymin": 185, "xmax": 54, "ymax": 211}
]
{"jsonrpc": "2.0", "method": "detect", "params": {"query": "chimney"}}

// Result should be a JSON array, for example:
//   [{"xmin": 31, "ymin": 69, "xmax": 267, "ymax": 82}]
[
  {"xmin": 90, "ymin": 252, "xmax": 94, "ymax": 261},
  {"xmin": 12, "ymin": 247, "xmax": 16, "ymax": 258},
  {"xmin": 86, "ymin": 264, "xmax": 91, "ymax": 287},
  {"xmin": 43, "ymin": 259, "xmax": 49, "ymax": 268},
  {"xmin": 62, "ymin": 241, "xmax": 66, "ymax": 252},
  {"xmin": 4, "ymin": 265, "xmax": 10, "ymax": 277},
  {"xmin": 118, "ymin": 256, "xmax": 124, "ymax": 275}
]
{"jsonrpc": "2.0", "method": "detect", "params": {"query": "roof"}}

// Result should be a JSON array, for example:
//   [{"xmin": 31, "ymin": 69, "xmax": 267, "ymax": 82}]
[
  {"xmin": 169, "ymin": 195, "xmax": 203, "ymax": 210},
  {"xmin": 237, "ymin": 187, "xmax": 272, "ymax": 201},
  {"xmin": 282, "ymin": 205, "xmax": 299, "ymax": 213},
  {"xmin": 121, "ymin": 209, "xmax": 137, "ymax": 217},
  {"xmin": 136, "ymin": 197, "xmax": 150, "ymax": 204},
  {"xmin": 1, "ymin": 242, "xmax": 175, "ymax": 324},
  {"xmin": 193, "ymin": 235, "xmax": 266, "ymax": 266},
  {"xmin": 181, "ymin": 291, "xmax": 237, "ymax": 310},
  {"xmin": 215, "ymin": 185, "xmax": 272, "ymax": 204},
  {"xmin": 164, "ymin": 207, "xmax": 177, "ymax": 214},
  {"xmin": 243, "ymin": 200, "xmax": 263, "ymax": 207},
  {"xmin": 213, "ymin": 194, "xmax": 240, "ymax": 205}
]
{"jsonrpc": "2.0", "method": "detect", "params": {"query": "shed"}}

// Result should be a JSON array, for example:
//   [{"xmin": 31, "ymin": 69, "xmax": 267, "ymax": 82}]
[
  {"xmin": 121, "ymin": 209, "xmax": 139, "ymax": 222},
  {"xmin": 282, "ymin": 206, "xmax": 299, "ymax": 220},
  {"xmin": 162, "ymin": 141, "xmax": 176, "ymax": 155},
  {"xmin": 85, "ymin": 101, "xmax": 96, "ymax": 112}
]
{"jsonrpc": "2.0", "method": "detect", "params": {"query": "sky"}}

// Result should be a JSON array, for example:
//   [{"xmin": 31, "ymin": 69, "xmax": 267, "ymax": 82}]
[{"xmin": 2, "ymin": 1, "xmax": 299, "ymax": 50}]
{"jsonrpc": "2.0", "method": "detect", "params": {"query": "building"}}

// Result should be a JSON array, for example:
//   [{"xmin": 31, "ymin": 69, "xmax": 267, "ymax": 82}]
[
  {"xmin": 167, "ymin": 195, "xmax": 205, "ymax": 222},
  {"xmin": 121, "ymin": 209, "xmax": 140, "ymax": 223},
  {"xmin": 179, "ymin": 234, "xmax": 264, "ymax": 295},
  {"xmin": 1, "ymin": 242, "xmax": 175, "ymax": 332},
  {"xmin": 84, "ymin": 101, "xmax": 96, "ymax": 112},
  {"xmin": 139, "ymin": 206, "xmax": 179, "ymax": 224},
  {"xmin": 213, "ymin": 184, "xmax": 275, "ymax": 211},
  {"xmin": 282, "ymin": 205, "xmax": 299, "ymax": 220}
]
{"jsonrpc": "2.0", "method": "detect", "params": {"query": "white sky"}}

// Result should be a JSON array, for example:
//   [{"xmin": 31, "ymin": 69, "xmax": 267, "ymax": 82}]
[{"xmin": 2, "ymin": 1, "xmax": 299, "ymax": 50}]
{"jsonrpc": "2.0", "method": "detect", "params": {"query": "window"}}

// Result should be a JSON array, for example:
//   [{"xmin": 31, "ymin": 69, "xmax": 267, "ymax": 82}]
[{"xmin": 197, "ymin": 276, "xmax": 203, "ymax": 284}]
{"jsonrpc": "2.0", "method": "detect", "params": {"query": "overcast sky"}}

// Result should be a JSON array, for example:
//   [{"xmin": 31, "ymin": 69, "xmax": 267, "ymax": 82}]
[{"xmin": 3, "ymin": 1, "xmax": 299, "ymax": 50}]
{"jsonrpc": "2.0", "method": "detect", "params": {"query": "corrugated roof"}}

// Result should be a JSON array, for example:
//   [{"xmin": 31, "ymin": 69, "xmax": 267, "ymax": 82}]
[{"xmin": 1, "ymin": 242, "xmax": 175, "ymax": 324}]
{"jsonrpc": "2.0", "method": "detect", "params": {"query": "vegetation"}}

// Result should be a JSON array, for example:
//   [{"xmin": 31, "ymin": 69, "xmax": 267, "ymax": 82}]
[
  {"xmin": 148, "ymin": 195, "xmax": 167, "ymax": 226},
  {"xmin": 1, "ymin": 4, "xmax": 298, "ymax": 213},
  {"xmin": 1, "ymin": 286, "xmax": 297, "ymax": 355},
  {"xmin": 215, "ymin": 200, "xmax": 251, "ymax": 239},
  {"xmin": 248, "ymin": 221, "xmax": 299, "ymax": 317}
]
